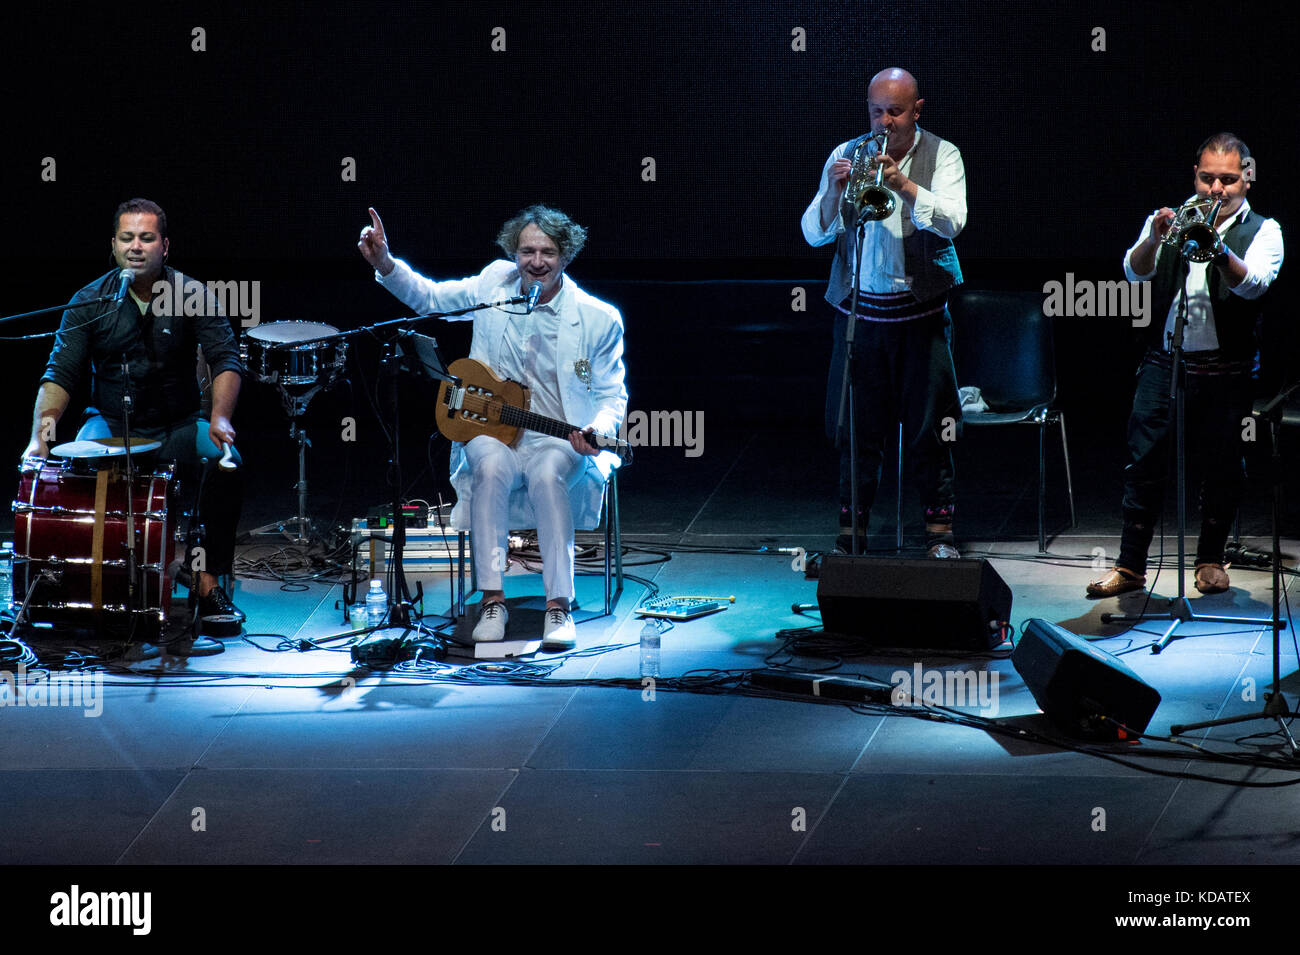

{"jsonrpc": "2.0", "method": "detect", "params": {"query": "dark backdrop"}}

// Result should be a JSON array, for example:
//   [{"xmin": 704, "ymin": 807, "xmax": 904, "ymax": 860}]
[{"xmin": 2, "ymin": 0, "xmax": 1295, "ymax": 532}]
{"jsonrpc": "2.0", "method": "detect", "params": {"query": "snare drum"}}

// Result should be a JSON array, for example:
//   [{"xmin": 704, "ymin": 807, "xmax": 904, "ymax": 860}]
[
  {"xmin": 11, "ymin": 459, "xmax": 175, "ymax": 630},
  {"xmin": 241, "ymin": 321, "xmax": 347, "ymax": 387}
]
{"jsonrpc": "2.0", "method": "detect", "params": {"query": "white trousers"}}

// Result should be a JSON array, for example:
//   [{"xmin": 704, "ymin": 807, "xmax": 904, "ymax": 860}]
[{"xmin": 464, "ymin": 431, "xmax": 586, "ymax": 601}]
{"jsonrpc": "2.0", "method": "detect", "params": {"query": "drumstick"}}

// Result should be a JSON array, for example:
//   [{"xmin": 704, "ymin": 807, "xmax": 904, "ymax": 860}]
[{"xmin": 219, "ymin": 443, "xmax": 237, "ymax": 470}]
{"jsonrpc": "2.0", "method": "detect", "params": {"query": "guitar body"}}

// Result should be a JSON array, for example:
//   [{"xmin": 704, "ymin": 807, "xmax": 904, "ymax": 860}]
[
  {"xmin": 436, "ymin": 357, "xmax": 531, "ymax": 446},
  {"xmin": 434, "ymin": 355, "xmax": 630, "ymax": 459}
]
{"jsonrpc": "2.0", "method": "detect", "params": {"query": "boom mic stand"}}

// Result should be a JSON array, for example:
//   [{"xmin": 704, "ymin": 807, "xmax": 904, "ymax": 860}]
[
  {"xmin": 1170, "ymin": 380, "xmax": 1299, "ymax": 752},
  {"xmin": 1102, "ymin": 250, "xmax": 1273, "ymax": 650},
  {"xmin": 282, "ymin": 295, "xmax": 527, "ymax": 652}
]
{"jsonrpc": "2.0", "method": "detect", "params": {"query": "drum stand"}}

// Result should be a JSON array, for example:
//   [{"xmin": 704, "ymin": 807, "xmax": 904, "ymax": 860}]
[{"xmin": 251, "ymin": 385, "xmax": 324, "ymax": 544}]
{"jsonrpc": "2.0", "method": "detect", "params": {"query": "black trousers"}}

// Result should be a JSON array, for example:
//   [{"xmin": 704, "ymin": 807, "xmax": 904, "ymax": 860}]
[
  {"xmin": 826, "ymin": 308, "xmax": 960, "ymax": 530},
  {"xmin": 1117, "ymin": 358, "xmax": 1250, "ymax": 573}
]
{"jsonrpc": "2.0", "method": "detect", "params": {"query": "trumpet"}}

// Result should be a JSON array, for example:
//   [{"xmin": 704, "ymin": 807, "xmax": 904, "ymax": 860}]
[
  {"xmin": 842, "ymin": 129, "xmax": 897, "ymax": 222},
  {"xmin": 1162, "ymin": 197, "xmax": 1224, "ymax": 262}
]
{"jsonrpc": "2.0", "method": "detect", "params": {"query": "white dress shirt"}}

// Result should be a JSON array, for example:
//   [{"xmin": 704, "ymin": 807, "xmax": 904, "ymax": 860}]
[
  {"xmin": 801, "ymin": 126, "xmax": 967, "ymax": 295},
  {"xmin": 1124, "ymin": 199, "xmax": 1284, "ymax": 352}
]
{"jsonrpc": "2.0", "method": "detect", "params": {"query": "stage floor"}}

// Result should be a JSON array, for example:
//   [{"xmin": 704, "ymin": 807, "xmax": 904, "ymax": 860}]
[
  {"xmin": 4, "ymin": 415, "xmax": 1300, "ymax": 868},
  {"xmin": 2, "ymin": 527, "xmax": 1297, "ymax": 866}
]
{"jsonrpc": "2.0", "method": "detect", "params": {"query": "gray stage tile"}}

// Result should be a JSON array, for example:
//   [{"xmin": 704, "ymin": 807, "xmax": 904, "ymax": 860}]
[
  {"xmin": 0, "ymin": 684, "xmax": 255, "ymax": 770},
  {"xmin": 118, "ymin": 768, "xmax": 515, "ymax": 864},
  {"xmin": 796, "ymin": 772, "xmax": 1177, "ymax": 865},
  {"xmin": 581, "ymin": 645, "xmax": 787, "ymax": 681},
  {"xmin": 1138, "ymin": 771, "xmax": 1300, "ymax": 864},
  {"xmin": 527, "ymin": 686, "xmax": 730, "ymax": 771},
  {"xmin": 537, "ymin": 663, "xmax": 881, "ymax": 772},
  {"xmin": 230, "ymin": 576, "xmax": 333, "ymax": 642},
  {"xmin": 198, "ymin": 681, "xmax": 577, "ymax": 769},
  {"xmin": 852, "ymin": 698, "xmax": 1167, "ymax": 779},
  {"xmin": 0, "ymin": 769, "xmax": 184, "ymax": 864},
  {"xmin": 684, "ymin": 696, "xmax": 883, "ymax": 773},
  {"xmin": 454, "ymin": 769, "xmax": 842, "ymax": 864}
]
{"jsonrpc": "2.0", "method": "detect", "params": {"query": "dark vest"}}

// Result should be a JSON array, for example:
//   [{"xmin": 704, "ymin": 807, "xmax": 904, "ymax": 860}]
[
  {"xmin": 825, "ymin": 126, "xmax": 963, "ymax": 306},
  {"xmin": 1149, "ymin": 208, "xmax": 1267, "ymax": 361}
]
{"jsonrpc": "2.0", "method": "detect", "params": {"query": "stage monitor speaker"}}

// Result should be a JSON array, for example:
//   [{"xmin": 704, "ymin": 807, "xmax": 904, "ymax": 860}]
[
  {"xmin": 1013, "ymin": 618, "xmax": 1162, "ymax": 738},
  {"xmin": 815, "ymin": 555, "xmax": 1012, "ymax": 650}
]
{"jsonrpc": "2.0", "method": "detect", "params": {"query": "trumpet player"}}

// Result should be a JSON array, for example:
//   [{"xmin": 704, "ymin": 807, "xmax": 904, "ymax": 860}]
[
  {"xmin": 1087, "ymin": 133, "xmax": 1284, "ymax": 598},
  {"xmin": 801, "ymin": 67, "xmax": 967, "ymax": 558}
]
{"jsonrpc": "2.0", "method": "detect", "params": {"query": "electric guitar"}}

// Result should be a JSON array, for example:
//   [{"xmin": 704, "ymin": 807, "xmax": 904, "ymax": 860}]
[{"xmin": 435, "ymin": 357, "xmax": 632, "ymax": 460}]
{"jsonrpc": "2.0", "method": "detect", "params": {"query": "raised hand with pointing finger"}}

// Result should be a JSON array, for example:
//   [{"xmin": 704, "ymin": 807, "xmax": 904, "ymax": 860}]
[{"xmin": 358, "ymin": 207, "xmax": 395, "ymax": 276}]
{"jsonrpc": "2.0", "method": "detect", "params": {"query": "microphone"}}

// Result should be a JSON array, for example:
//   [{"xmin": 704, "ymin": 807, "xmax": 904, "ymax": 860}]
[
  {"xmin": 525, "ymin": 281, "xmax": 542, "ymax": 314},
  {"xmin": 112, "ymin": 268, "xmax": 134, "ymax": 304}
]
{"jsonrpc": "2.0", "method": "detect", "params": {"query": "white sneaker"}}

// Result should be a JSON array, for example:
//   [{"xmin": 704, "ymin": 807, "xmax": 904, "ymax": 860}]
[
  {"xmin": 541, "ymin": 607, "xmax": 576, "ymax": 651},
  {"xmin": 471, "ymin": 601, "xmax": 508, "ymax": 642}
]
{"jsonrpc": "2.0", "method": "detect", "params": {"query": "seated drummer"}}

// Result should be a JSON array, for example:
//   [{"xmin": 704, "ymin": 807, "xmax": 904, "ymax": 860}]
[{"xmin": 21, "ymin": 198, "xmax": 246, "ymax": 630}]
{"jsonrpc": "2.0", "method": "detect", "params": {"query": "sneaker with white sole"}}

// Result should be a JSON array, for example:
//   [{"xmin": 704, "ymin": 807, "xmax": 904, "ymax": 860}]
[
  {"xmin": 541, "ymin": 607, "xmax": 576, "ymax": 651},
  {"xmin": 471, "ymin": 601, "xmax": 508, "ymax": 642}
]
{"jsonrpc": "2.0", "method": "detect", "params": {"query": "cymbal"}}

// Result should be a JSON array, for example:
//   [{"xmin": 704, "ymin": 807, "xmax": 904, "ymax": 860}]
[{"xmin": 50, "ymin": 437, "xmax": 163, "ymax": 459}]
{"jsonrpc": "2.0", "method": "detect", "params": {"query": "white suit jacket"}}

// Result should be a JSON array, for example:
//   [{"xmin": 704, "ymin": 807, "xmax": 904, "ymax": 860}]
[{"xmin": 377, "ymin": 258, "xmax": 627, "ymax": 529}]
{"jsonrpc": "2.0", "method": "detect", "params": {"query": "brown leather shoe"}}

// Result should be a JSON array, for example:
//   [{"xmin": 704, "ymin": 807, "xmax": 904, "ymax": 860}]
[
  {"xmin": 1086, "ymin": 567, "xmax": 1146, "ymax": 598},
  {"xmin": 1194, "ymin": 562, "xmax": 1230, "ymax": 594}
]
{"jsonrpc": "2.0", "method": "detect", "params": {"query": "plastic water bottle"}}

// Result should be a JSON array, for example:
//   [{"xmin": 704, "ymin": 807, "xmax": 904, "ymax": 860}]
[
  {"xmin": 639, "ymin": 619, "xmax": 660, "ymax": 678},
  {"xmin": 365, "ymin": 579, "xmax": 388, "ymax": 629}
]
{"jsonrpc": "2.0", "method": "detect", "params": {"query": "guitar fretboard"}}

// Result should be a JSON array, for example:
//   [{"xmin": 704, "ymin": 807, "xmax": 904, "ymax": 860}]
[
  {"xmin": 459, "ymin": 392, "xmax": 578, "ymax": 439},
  {"xmin": 495, "ymin": 402, "xmax": 580, "ymax": 440}
]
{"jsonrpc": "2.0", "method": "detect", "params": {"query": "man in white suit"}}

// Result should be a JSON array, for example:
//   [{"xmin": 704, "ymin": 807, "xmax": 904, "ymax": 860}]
[{"xmin": 359, "ymin": 204, "xmax": 627, "ymax": 650}]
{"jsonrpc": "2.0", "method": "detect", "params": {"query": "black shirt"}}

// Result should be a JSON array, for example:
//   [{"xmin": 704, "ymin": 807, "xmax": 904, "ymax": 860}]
[{"xmin": 41, "ymin": 267, "xmax": 244, "ymax": 430}]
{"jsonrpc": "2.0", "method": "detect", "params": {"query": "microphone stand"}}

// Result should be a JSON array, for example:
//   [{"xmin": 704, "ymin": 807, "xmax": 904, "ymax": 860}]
[
  {"xmin": 286, "ymin": 295, "xmax": 527, "ymax": 650},
  {"xmin": 378, "ymin": 336, "xmax": 419, "ymax": 627},
  {"xmin": 0, "ymin": 289, "xmax": 127, "ymax": 327},
  {"xmin": 119, "ymin": 355, "xmax": 139, "ymax": 634},
  {"xmin": 1103, "ymin": 249, "xmax": 1273, "ymax": 650},
  {"xmin": 835, "ymin": 190, "xmax": 870, "ymax": 557},
  {"xmin": 1171, "ymin": 379, "xmax": 1300, "ymax": 752}
]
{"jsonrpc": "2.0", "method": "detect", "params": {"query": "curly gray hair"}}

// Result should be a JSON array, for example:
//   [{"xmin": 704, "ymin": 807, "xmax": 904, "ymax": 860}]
[{"xmin": 496, "ymin": 204, "xmax": 588, "ymax": 263}]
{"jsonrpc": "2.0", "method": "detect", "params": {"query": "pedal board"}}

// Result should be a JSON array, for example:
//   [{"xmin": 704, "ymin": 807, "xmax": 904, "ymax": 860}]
[{"xmin": 634, "ymin": 595, "xmax": 729, "ymax": 621}]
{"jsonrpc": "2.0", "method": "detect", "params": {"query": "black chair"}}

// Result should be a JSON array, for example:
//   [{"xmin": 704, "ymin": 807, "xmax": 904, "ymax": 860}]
[{"xmin": 947, "ymin": 288, "xmax": 1076, "ymax": 552}]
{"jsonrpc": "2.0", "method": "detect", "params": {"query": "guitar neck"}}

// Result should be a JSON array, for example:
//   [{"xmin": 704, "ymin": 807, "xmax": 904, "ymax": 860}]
[{"xmin": 498, "ymin": 404, "xmax": 580, "ymax": 441}]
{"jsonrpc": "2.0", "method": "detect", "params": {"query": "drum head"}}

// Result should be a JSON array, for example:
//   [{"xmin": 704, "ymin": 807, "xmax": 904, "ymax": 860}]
[
  {"xmin": 51, "ymin": 437, "xmax": 163, "ymax": 459},
  {"xmin": 246, "ymin": 321, "xmax": 340, "ymax": 343}
]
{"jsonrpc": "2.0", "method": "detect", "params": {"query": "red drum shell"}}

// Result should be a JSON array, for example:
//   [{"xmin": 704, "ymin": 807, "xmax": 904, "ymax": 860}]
[{"xmin": 12, "ymin": 460, "xmax": 174, "ymax": 625}]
